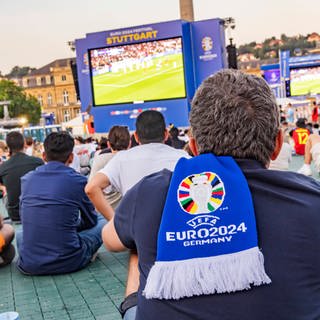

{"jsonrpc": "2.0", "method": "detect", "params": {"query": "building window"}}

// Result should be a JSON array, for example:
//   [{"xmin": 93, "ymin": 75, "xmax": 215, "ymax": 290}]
[
  {"xmin": 61, "ymin": 75, "xmax": 67, "ymax": 81},
  {"xmin": 38, "ymin": 95, "xmax": 43, "ymax": 107},
  {"xmin": 47, "ymin": 93, "xmax": 52, "ymax": 106},
  {"xmin": 63, "ymin": 90, "xmax": 69, "ymax": 105},
  {"xmin": 76, "ymin": 108, "xmax": 81, "ymax": 116},
  {"xmin": 63, "ymin": 109, "xmax": 71, "ymax": 122},
  {"xmin": 41, "ymin": 77, "xmax": 46, "ymax": 85}
]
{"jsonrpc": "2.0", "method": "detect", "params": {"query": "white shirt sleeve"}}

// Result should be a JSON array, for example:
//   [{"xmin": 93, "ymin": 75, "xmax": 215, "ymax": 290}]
[{"xmin": 98, "ymin": 153, "xmax": 122, "ymax": 192}]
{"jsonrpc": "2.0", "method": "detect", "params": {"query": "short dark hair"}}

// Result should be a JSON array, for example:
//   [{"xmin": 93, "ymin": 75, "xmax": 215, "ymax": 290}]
[
  {"xmin": 44, "ymin": 132, "xmax": 74, "ymax": 163},
  {"xmin": 6, "ymin": 131, "xmax": 25, "ymax": 154},
  {"xmin": 108, "ymin": 126, "xmax": 130, "ymax": 151},
  {"xmin": 169, "ymin": 126, "xmax": 180, "ymax": 139},
  {"xmin": 25, "ymin": 136, "xmax": 33, "ymax": 146},
  {"xmin": 135, "ymin": 110, "xmax": 166, "ymax": 144},
  {"xmin": 296, "ymin": 118, "xmax": 306, "ymax": 128}
]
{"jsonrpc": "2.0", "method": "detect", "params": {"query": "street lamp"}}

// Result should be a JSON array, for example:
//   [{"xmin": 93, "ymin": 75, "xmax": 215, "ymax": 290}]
[
  {"xmin": 223, "ymin": 17, "xmax": 237, "ymax": 69},
  {"xmin": 67, "ymin": 41, "xmax": 76, "ymax": 53}
]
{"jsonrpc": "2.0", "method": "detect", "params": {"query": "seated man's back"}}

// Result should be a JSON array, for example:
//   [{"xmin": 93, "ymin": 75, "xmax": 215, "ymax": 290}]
[
  {"xmin": 105, "ymin": 70, "xmax": 320, "ymax": 320},
  {"xmin": 0, "ymin": 132, "xmax": 43, "ymax": 221},
  {"xmin": 115, "ymin": 164, "xmax": 320, "ymax": 320},
  {"xmin": 18, "ymin": 132, "xmax": 104, "ymax": 275},
  {"xmin": 101, "ymin": 142, "xmax": 189, "ymax": 194}
]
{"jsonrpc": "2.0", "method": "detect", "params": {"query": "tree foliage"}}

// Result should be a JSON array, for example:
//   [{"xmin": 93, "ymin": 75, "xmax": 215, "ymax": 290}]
[
  {"xmin": 238, "ymin": 33, "xmax": 317, "ymax": 60},
  {"xmin": 5, "ymin": 66, "xmax": 36, "ymax": 78},
  {"xmin": 0, "ymin": 80, "xmax": 41, "ymax": 125}
]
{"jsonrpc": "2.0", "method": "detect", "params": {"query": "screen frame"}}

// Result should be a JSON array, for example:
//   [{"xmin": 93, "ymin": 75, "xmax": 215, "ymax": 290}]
[{"xmin": 88, "ymin": 36, "xmax": 187, "ymax": 107}]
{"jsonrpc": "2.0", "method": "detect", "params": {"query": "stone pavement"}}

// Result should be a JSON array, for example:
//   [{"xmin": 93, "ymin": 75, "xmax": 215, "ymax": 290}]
[
  {"xmin": 0, "ymin": 155, "xmax": 319, "ymax": 320},
  {"xmin": 0, "ymin": 246, "xmax": 127, "ymax": 320}
]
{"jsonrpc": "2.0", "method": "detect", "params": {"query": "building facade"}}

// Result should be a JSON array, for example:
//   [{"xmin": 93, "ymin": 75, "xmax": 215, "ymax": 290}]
[{"xmin": 22, "ymin": 58, "xmax": 80, "ymax": 124}]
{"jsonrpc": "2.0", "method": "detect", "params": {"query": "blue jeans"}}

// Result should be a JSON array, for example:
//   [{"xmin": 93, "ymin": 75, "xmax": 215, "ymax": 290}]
[
  {"xmin": 124, "ymin": 306, "xmax": 137, "ymax": 320},
  {"xmin": 78, "ymin": 214, "xmax": 106, "ymax": 269}
]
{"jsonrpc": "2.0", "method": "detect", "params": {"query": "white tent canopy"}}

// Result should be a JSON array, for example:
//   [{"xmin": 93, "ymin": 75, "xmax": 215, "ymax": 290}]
[{"xmin": 61, "ymin": 115, "xmax": 84, "ymax": 136}]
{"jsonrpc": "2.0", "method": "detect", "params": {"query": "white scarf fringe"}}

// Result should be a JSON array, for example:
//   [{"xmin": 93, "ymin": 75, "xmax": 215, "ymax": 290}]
[{"xmin": 143, "ymin": 247, "xmax": 271, "ymax": 300}]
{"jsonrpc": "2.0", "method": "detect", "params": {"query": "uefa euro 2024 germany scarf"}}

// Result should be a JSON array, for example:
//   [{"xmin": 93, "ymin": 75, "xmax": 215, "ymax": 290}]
[{"xmin": 144, "ymin": 153, "xmax": 271, "ymax": 300}]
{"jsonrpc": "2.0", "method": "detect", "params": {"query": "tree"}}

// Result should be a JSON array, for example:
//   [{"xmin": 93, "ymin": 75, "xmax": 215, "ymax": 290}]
[
  {"xmin": 5, "ymin": 66, "xmax": 36, "ymax": 78},
  {"xmin": 0, "ymin": 80, "xmax": 41, "ymax": 125}
]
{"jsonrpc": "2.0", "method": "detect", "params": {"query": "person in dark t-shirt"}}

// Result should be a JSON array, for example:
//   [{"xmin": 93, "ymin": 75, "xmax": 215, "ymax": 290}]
[
  {"xmin": 0, "ymin": 132, "xmax": 43, "ymax": 221},
  {"xmin": 17, "ymin": 132, "xmax": 105, "ymax": 275},
  {"xmin": 103, "ymin": 70, "xmax": 320, "ymax": 320}
]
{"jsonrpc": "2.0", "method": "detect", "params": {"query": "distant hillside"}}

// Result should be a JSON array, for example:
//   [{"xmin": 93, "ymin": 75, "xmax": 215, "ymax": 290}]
[{"xmin": 238, "ymin": 32, "xmax": 320, "ymax": 62}]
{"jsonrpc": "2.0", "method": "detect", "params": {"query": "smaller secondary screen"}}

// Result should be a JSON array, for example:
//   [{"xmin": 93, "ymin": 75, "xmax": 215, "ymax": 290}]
[
  {"xmin": 89, "ymin": 37, "xmax": 186, "ymax": 106},
  {"xmin": 263, "ymin": 69, "xmax": 280, "ymax": 86},
  {"xmin": 290, "ymin": 66, "xmax": 320, "ymax": 96}
]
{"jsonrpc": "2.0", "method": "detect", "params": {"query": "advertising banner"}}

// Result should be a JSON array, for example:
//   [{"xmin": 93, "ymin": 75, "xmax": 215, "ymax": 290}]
[
  {"xmin": 264, "ymin": 69, "xmax": 280, "ymax": 86},
  {"xmin": 279, "ymin": 50, "xmax": 290, "ymax": 81},
  {"xmin": 191, "ymin": 19, "xmax": 227, "ymax": 88}
]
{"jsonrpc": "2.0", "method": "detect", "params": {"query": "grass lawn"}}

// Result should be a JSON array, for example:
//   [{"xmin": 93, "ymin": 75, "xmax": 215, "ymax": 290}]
[{"xmin": 291, "ymin": 78, "xmax": 320, "ymax": 96}]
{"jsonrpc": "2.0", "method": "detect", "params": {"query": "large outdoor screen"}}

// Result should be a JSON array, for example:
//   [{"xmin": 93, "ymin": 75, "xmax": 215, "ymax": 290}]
[
  {"xmin": 290, "ymin": 66, "xmax": 320, "ymax": 96},
  {"xmin": 89, "ymin": 37, "xmax": 186, "ymax": 106}
]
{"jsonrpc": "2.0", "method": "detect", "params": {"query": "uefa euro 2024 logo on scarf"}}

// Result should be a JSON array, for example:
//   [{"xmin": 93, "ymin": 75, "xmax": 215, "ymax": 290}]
[{"xmin": 177, "ymin": 172, "xmax": 225, "ymax": 229}]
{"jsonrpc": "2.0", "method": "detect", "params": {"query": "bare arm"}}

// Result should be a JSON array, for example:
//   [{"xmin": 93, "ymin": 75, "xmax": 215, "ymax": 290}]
[
  {"xmin": 102, "ymin": 218, "xmax": 127, "ymax": 252},
  {"xmin": 103, "ymin": 219, "xmax": 140, "ymax": 296},
  {"xmin": 85, "ymin": 172, "xmax": 114, "ymax": 220}
]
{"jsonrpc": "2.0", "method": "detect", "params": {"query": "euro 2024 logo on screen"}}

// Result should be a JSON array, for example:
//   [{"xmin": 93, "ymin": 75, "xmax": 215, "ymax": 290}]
[
  {"xmin": 177, "ymin": 172, "xmax": 225, "ymax": 228},
  {"xmin": 201, "ymin": 37, "xmax": 213, "ymax": 52}
]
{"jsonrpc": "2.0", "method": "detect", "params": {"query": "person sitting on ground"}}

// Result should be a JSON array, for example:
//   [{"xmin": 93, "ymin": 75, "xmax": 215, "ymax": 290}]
[
  {"xmin": 168, "ymin": 126, "xmax": 186, "ymax": 149},
  {"xmin": 74, "ymin": 136, "xmax": 91, "ymax": 175},
  {"xmin": 0, "ymin": 132, "xmax": 43, "ymax": 222},
  {"xmin": 85, "ymin": 110, "xmax": 189, "ymax": 319},
  {"xmin": 297, "ymin": 133, "xmax": 320, "ymax": 176},
  {"xmin": 290, "ymin": 118, "xmax": 310, "ymax": 155},
  {"xmin": 103, "ymin": 70, "xmax": 320, "ymax": 320},
  {"xmin": 0, "ymin": 214, "xmax": 15, "ymax": 268},
  {"xmin": 24, "ymin": 136, "xmax": 34, "ymax": 156},
  {"xmin": 313, "ymin": 123, "xmax": 320, "ymax": 135},
  {"xmin": 0, "ymin": 141, "xmax": 8, "ymax": 163},
  {"xmin": 17, "ymin": 132, "xmax": 105, "ymax": 275},
  {"xmin": 89, "ymin": 126, "xmax": 131, "ymax": 209},
  {"xmin": 269, "ymin": 133, "xmax": 292, "ymax": 171}
]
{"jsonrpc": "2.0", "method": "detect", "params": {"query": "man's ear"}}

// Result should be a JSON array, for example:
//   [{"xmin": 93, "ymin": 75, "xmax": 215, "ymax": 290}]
[
  {"xmin": 270, "ymin": 129, "xmax": 284, "ymax": 161},
  {"xmin": 164, "ymin": 129, "xmax": 169, "ymax": 142},
  {"xmin": 189, "ymin": 137, "xmax": 199, "ymax": 156},
  {"xmin": 133, "ymin": 131, "xmax": 140, "ymax": 145},
  {"xmin": 42, "ymin": 152, "xmax": 47, "ymax": 163},
  {"xmin": 66, "ymin": 152, "xmax": 74, "ymax": 165}
]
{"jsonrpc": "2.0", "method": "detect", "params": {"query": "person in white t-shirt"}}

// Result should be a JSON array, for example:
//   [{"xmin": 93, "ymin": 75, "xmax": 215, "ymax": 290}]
[
  {"xmin": 24, "ymin": 136, "xmax": 34, "ymax": 156},
  {"xmin": 85, "ymin": 111, "xmax": 189, "ymax": 210},
  {"xmin": 89, "ymin": 125, "xmax": 131, "ymax": 209},
  {"xmin": 85, "ymin": 110, "xmax": 189, "ymax": 318},
  {"xmin": 269, "ymin": 133, "xmax": 292, "ymax": 171},
  {"xmin": 297, "ymin": 134, "xmax": 320, "ymax": 176}
]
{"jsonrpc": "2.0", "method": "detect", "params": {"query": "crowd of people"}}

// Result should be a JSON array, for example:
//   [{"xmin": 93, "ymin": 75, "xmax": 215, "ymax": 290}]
[
  {"xmin": 91, "ymin": 38, "xmax": 182, "ymax": 74},
  {"xmin": 0, "ymin": 69, "xmax": 320, "ymax": 320}
]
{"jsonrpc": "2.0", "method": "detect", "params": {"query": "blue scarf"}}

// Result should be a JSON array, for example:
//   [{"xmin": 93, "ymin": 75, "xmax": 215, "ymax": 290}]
[{"xmin": 144, "ymin": 154, "xmax": 271, "ymax": 300}]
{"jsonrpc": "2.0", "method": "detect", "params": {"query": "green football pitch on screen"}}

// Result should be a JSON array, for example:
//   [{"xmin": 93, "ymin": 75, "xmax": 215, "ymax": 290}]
[
  {"xmin": 291, "ymin": 78, "xmax": 320, "ymax": 96},
  {"xmin": 92, "ymin": 54, "xmax": 186, "ymax": 105}
]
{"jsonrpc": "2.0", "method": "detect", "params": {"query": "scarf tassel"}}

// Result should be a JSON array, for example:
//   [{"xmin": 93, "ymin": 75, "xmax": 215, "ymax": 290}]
[{"xmin": 143, "ymin": 247, "xmax": 271, "ymax": 300}]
